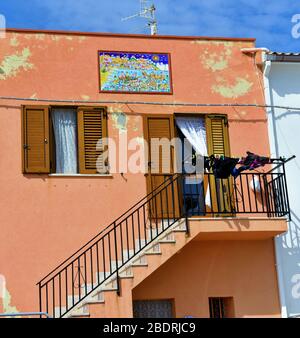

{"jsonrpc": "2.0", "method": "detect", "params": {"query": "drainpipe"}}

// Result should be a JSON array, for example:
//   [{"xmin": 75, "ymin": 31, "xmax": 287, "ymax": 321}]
[{"xmin": 263, "ymin": 58, "xmax": 289, "ymax": 318}]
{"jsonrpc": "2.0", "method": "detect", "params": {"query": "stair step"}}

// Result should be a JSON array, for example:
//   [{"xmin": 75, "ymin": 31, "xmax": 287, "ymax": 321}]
[
  {"xmin": 64, "ymin": 289, "xmax": 105, "ymax": 313},
  {"xmin": 93, "ymin": 271, "xmax": 110, "ymax": 285},
  {"xmin": 172, "ymin": 227, "xmax": 187, "ymax": 233},
  {"xmin": 119, "ymin": 221, "xmax": 179, "ymax": 258},
  {"xmin": 159, "ymin": 232, "xmax": 175, "ymax": 242},
  {"xmin": 134, "ymin": 231, "xmax": 175, "ymax": 249},
  {"xmin": 173, "ymin": 221, "xmax": 187, "ymax": 231},
  {"xmin": 69, "ymin": 304, "xmax": 90, "ymax": 317},
  {"xmin": 69, "ymin": 312, "xmax": 90, "ymax": 318},
  {"xmin": 95, "ymin": 265, "xmax": 133, "ymax": 280},
  {"xmin": 162, "ymin": 219, "xmax": 175, "ymax": 226},
  {"xmin": 119, "ymin": 266, "xmax": 134, "ymax": 278},
  {"xmin": 149, "ymin": 219, "xmax": 176, "ymax": 229},
  {"xmin": 55, "ymin": 305, "xmax": 89, "ymax": 318},
  {"xmin": 159, "ymin": 239, "xmax": 176, "ymax": 244},
  {"xmin": 145, "ymin": 250, "xmax": 162, "ymax": 255},
  {"xmin": 146, "ymin": 243, "xmax": 160, "ymax": 253},
  {"xmin": 101, "ymin": 286, "xmax": 119, "ymax": 292},
  {"xmin": 131, "ymin": 257, "xmax": 148, "ymax": 267},
  {"xmin": 107, "ymin": 270, "xmax": 134, "ymax": 287},
  {"xmin": 131, "ymin": 262, "xmax": 148, "ymax": 267},
  {"xmin": 77, "ymin": 280, "xmax": 118, "ymax": 295},
  {"xmin": 79, "ymin": 289, "xmax": 105, "ymax": 305},
  {"xmin": 146, "ymin": 228, "xmax": 164, "ymax": 239}
]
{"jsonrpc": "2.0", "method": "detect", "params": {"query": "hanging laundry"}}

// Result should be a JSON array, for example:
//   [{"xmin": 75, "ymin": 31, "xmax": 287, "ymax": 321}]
[
  {"xmin": 205, "ymin": 151, "xmax": 274, "ymax": 179},
  {"xmin": 232, "ymin": 151, "xmax": 273, "ymax": 177},
  {"xmin": 211, "ymin": 155, "xmax": 239, "ymax": 179},
  {"xmin": 204, "ymin": 155, "xmax": 215, "ymax": 172},
  {"xmin": 240, "ymin": 151, "xmax": 272, "ymax": 168}
]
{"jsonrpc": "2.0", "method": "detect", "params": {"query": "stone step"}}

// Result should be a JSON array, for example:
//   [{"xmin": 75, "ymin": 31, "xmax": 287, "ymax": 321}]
[
  {"xmin": 159, "ymin": 238, "xmax": 176, "ymax": 244},
  {"xmin": 64, "ymin": 293, "xmax": 104, "ymax": 309},
  {"xmin": 131, "ymin": 254, "xmax": 148, "ymax": 266},
  {"xmin": 55, "ymin": 305, "xmax": 89, "ymax": 318}
]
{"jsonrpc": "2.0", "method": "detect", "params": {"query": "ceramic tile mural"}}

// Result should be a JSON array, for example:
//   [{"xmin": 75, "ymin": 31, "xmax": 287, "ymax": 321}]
[{"xmin": 99, "ymin": 51, "xmax": 172, "ymax": 94}]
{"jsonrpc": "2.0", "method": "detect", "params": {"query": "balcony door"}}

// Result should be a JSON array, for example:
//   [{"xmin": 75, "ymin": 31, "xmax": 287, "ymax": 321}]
[
  {"xmin": 175, "ymin": 114, "xmax": 233, "ymax": 216},
  {"xmin": 175, "ymin": 116, "xmax": 207, "ymax": 216}
]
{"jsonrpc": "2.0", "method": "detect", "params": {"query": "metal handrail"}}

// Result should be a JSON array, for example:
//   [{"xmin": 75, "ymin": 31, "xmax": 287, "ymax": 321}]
[
  {"xmin": 0, "ymin": 312, "xmax": 50, "ymax": 318},
  {"xmin": 266, "ymin": 156, "xmax": 296, "ymax": 174},
  {"xmin": 38, "ymin": 166, "xmax": 291, "ymax": 318}
]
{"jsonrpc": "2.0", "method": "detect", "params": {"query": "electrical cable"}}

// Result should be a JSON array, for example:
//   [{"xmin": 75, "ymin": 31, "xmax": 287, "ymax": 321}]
[{"xmin": 1, "ymin": 95, "xmax": 300, "ymax": 111}]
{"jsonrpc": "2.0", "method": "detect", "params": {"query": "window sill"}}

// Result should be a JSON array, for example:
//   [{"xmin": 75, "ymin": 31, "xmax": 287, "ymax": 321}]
[{"xmin": 48, "ymin": 174, "xmax": 113, "ymax": 177}]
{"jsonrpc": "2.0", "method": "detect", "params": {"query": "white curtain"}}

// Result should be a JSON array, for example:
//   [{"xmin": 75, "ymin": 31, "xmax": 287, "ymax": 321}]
[
  {"xmin": 52, "ymin": 108, "xmax": 78, "ymax": 174},
  {"xmin": 176, "ymin": 117, "xmax": 207, "ymax": 157},
  {"xmin": 175, "ymin": 116, "xmax": 211, "ymax": 207}
]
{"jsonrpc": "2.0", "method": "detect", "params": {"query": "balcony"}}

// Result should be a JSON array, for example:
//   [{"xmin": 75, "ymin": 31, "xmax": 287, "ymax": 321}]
[{"xmin": 166, "ymin": 161, "xmax": 291, "ymax": 240}]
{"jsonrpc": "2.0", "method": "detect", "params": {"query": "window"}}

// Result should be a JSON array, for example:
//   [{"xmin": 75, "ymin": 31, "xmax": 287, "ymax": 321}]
[
  {"xmin": 22, "ymin": 106, "xmax": 108, "ymax": 175},
  {"xmin": 209, "ymin": 297, "xmax": 234, "ymax": 318},
  {"xmin": 133, "ymin": 300, "xmax": 174, "ymax": 318},
  {"xmin": 51, "ymin": 107, "xmax": 78, "ymax": 174}
]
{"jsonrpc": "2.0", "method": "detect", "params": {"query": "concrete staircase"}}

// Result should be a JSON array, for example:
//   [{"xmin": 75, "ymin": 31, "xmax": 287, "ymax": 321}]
[{"xmin": 56, "ymin": 218, "xmax": 194, "ymax": 318}]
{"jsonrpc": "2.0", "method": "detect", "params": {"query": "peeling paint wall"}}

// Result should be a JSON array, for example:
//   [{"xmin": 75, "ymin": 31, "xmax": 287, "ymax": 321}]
[
  {"xmin": 109, "ymin": 108, "xmax": 128, "ymax": 133},
  {"xmin": 212, "ymin": 77, "xmax": 253, "ymax": 98},
  {"xmin": 192, "ymin": 39, "xmax": 258, "ymax": 100},
  {"xmin": 132, "ymin": 117, "xmax": 140, "ymax": 132},
  {"xmin": 81, "ymin": 95, "xmax": 90, "ymax": 101},
  {"xmin": 0, "ymin": 48, "xmax": 33, "ymax": 80},
  {"xmin": 0, "ymin": 276, "xmax": 18, "ymax": 314},
  {"xmin": 10, "ymin": 36, "xmax": 19, "ymax": 47},
  {"xmin": 201, "ymin": 42, "xmax": 233, "ymax": 72},
  {"xmin": 2, "ymin": 288, "xmax": 18, "ymax": 314}
]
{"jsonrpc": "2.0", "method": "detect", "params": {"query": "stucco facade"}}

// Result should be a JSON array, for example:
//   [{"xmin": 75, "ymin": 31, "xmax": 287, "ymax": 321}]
[{"xmin": 0, "ymin": 29, "xmax": 288, "ymax": 317}]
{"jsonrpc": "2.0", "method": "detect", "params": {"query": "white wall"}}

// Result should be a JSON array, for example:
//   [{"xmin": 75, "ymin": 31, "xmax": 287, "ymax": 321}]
[{"xmin": 264, "ymin": 61, "xmax": 300, "ymax": 317}]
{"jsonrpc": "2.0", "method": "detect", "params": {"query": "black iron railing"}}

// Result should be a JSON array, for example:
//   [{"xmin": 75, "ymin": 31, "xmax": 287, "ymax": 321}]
[
  {"xmin": 37, "ymin": 160, "xmax": 292, "ymax": 318},
  {"xmin": 183, "ymin": 171, "xmax": 290, "ymax": 218}
]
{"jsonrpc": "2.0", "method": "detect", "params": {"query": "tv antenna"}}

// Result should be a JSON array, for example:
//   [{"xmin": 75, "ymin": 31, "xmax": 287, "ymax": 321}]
[{"xmin": 122, "ymin": 0, "xmax": 158, "ymax": 35}]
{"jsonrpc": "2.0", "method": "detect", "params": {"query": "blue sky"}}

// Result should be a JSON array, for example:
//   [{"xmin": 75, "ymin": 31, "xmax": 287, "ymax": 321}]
[{"xmin": 1, "ymin": 0, "xmax": 300, "ymax": 52}]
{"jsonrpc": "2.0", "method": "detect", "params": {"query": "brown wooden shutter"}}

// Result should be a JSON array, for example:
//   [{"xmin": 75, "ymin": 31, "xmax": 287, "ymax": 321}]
[
  {"xmin": 22, "ymin": 106, "xmax": 50, "ymax": 173},
  {"xmin": 147, "ymin": 115, "xmax": 175, "ymax": 174},
  {"xmin": 77, "ymin": 107, "xmax": 108, "ymax": 174},
  {"xmin": 206, "ymin": 115, "xmax": 230, "ymax": 156},
  {"xmin": 206, "ymin": 115, "xmax": 233, "ymax": 214},
  {"xmin": 145, "ymin": 115, "xmax": 180, "ymax": 218}
]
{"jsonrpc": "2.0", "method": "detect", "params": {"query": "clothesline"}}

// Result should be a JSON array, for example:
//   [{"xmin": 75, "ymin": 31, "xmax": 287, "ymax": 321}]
[
  {"xmin": 204, "ymin": 152, "xmax": 283, "ymax": 179},
  {"xmin": 1, "ymin": 95, "xmax": 300, "ymax": 111}
]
